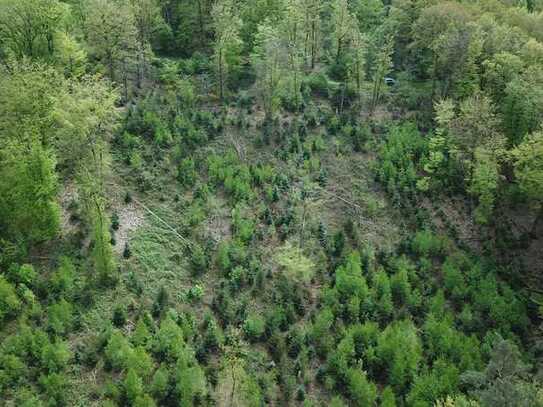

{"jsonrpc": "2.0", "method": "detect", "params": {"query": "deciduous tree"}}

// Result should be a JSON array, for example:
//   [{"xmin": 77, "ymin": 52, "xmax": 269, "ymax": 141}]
[{"xmin": 211, "ymin": 0, "xmax": 242, "ymax": 101}]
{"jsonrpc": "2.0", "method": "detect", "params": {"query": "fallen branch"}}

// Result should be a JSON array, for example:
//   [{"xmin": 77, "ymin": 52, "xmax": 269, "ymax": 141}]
[
  {"xmin": 132, "ymin": 198, "xmax": 192, "ymax": 247},
  {"xmin": 315, "ymin": 186, "xmax": 364, "ymax": 212}
]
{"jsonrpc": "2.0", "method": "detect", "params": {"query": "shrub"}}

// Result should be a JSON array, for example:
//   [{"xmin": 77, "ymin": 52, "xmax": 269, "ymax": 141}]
[
  {"xmin": 190, "ymin": 245, "xmax": 208, "ymax": 276},
  {"xmin": 111, "ymin": 212, "xmax": 120, "ymax": 231},
  {"xmin": 0, "ymin": 276, "xmax": 20, "ymax": 322},
  {"xmin": 376, "ymin": 124, "xmax": 427, "ymax": 201},
  {"xmin": 244, "ymin": 313, "xmax": 266, "ymax": 342},
  {"xmin": 274, "ymin": 243, "xmax": 315, "ymax": 284},
  {"xmin": 188, "ymin": 285, "xmax": 204, "ymax": 302},
  {"xmin": 178, "ymin": 158, "xmax": 197, "ymax": 187},
  {"xmin": 39, "ymin": 373, "xmax": 68, "ymax": 406},
  {"xmin": 134, "ymin": 394, "xmax": 157, "ymax": 407},
  {"xmin": 311, "ymin": 308, "xmax": 335, "ymax": 357},
  {"xmin": 47, "ymin": 299, "xmax": 73, "ymax": 336},
  {"xmin": 376, "ymin": 320, "xmax": 422, "ymax": 392},
  {"xmin": 123, "ymin": 243, "xmax": 132, "ymax": 259},
  {"xmin": 346, "ymin": 368, "xmax": 377, "ymax": 406},
  {"xmin": 132, "ymin": 319, "xmax": 151, "ymax": 349},
  {"xmin": 105, "ymin": 330, "xmax": 133, "ymax": 371},
  {"xmin": 49, "ymin": 257, "xmax": 75, "ymax": 297},
  {"xmin": 112, "ymin": 304, "xmax": 127, "ymax": 328},
  {"xmin": 0, "ymin": 354, "xmax": 27, "ymax": 388},
  {"xmin": 229, "ymin": 266, "xmax": 247, "ymax": 289},
  {"xmin": 411, "ymin": 230, "xmax": 447, "ymax": 258},
  {"xmin": 124, "ymin": 369, "xmax": 143, "ymax": 403},
  {"xmin": 407, "ymin": 359, "xmax": 460, "ymax": 406},
  {"xmin": 154, "ymin": 317, "xmax": 185, "ymax": 361},
  {"xmin": 7, "ymin": 264, "xmax": 36, "ymax": 286},
  {"xmin": 151, "ymin": 365, "xmax": 170, "ymax": 400},
  {"xmin": 304, "ymin": 72, "xmax": 331, "ymax": 97},
  {"xmin": 152, "ymin": 286, "xmax": 169, "ymax": 318},
  {"xmin": 40, "ymin": 341, "xmax": 71, "ymax": 373}
]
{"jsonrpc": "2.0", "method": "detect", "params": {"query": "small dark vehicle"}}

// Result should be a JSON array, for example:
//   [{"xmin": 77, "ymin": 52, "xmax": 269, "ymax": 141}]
[{"xmin": 384, "ymin": 77, "xmax": 397, "ymax": 86}]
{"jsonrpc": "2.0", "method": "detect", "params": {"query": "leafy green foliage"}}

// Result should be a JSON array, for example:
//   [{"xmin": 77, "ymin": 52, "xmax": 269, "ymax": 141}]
[
  {"xmin": 275, "ymin": 242, "xmax": 315, "ymax": 284},
  {"xmin": 0, "ymin": 276, "xmax": 20, "ymax": 322},
  {"xmin": 376, "ymin": 320, "xmax": 422, "ymax": 392},
  {"xmin": 1, "ymin": 0, "xmax": 542, "ymax": 405},
  {"xmin": 376, "ymin": 124, "xmax": 427, "ymax": 203}
]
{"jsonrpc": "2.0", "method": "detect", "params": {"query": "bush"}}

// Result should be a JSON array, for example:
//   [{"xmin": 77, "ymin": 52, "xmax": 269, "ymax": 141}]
[
  {"xmin": 123, "ymin": 243, "xmax": 132, "ymax": 259},
  {"xmin": 311, "ymin": 308, "xmax": 335, "ymax": 357},
  {"xmin": 352, "ymin": 125, "xmax": 370, "ymax": 152},
  {"xmin": 178, "ymin": 158, "xmax": 197, "ymax": 187},
  {"xmin": 111, "ymin": 212, "xmax": 120, "ymax": 231},
  {"xmin": 187, "ymin": 285, "xmax": 204, "ymax": 302},
  {"xmin": 152, "ymin": 286, "xmax": 169, "ymax": 318},
  {"xmin": 49, "ymin": 257, "xmax": 75, "ymax": 298},
  {"xmin": 151, "ymin": 366, "xmax": 170, "ymax": 401},
  {"xmin": 39, "ymin": 373, "xmax": 68, "ymax": 406},
  {"xmin": 47, "ymin": 299, "xmax": 73, "ymax": 336},
  {"xmin": 112, "ymin": 304, "xmax": 127, "ymax": 328},
  {"xmin": 190, "ymin": 245, "xmax": 208, "ymax": 276},
  {"xmin": 40, "ymin": 340, "xmax": 71, "ymax": 373},
  {"xmin": 155, "ymin": 317, "xmax": 185, "ymax": 361},
  {"xmin": 0, "ymin": 276, "xmax": 20, "ymax": 322},
  {"xmin": 134, "ymin": 394, "xmax": 157, "ymax": 407},
  {"xmin": 244, "ymin": 314, "xmax": 266, "ymax": 342},
  {"xmin": 304, "ymin": 72, "xmax": 332, "ymax": 97},
  {"xmin": 376, "ymin": 320, "xmax": 422, "ymax": 392},
  {"xmin": 407, "ymin": 359, "xmax": 460, "ymax": 406},
  {"xmin": 105, "ymin": 330, "xmax": 133, "ymax": 371},
  {"xmin": 411, "ymin": 230, "xmax": 448, "ymax": 258},
  {"xmin": 0, "ymin": 354, "xmax": 27, "ymax": 388},
  {"xmin": 124, "ymin": 369, "xmax": 144, "ymax": 403},
  {"xmin": 376, "ymin": 124, "xmax": 427, "ymax": 202},
  {"xmin": 346, "ymin": 368, "xmax": 377, "ymax": 406},
  {"xmin": 7, "ymin": 263, "xmax": 36, "ymax": 286}
]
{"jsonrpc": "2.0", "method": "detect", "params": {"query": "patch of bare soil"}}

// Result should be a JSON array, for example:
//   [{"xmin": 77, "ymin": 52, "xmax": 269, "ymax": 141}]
[
  {"xmin": 113, "ymin": 202, "xmax": 145, "ymax": 254},
  {"xmin": 59, "ymin": 182, "xmax": 79, "ymax": 237},
  {"xmin": 421, "ymin": 196, "xmax": 482, "ymax": 252},
  {"xmin": 508, "ymin": 206, "xmax": 543, "ymax": 274},
  {"xmin": 524, "ymin": 236, "xmax": 543, "ymax": 275},
  {"xmin": 318, "ymin": 150, "xmax": 403, "ymax": 250},
  {"xmin": 202, "ymin": 197, "xmax": 232, "ymax": 244}
]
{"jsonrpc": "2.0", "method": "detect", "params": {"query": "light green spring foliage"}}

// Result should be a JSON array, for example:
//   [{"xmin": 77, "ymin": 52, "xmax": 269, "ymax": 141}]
[
  {"xmin": 512, "ymin": 131, "xmax": 543, "ymax": 204},
  {"xmin": 1, "ymin": 0, "xmax": 543, "ymax": 405},
  {"xmin": 251, "ymin": 20, "xmax": 284, "ymax": 119},
  {"xmin": 217, "ymin": 355, "xmax": 263, "ymax": 407},
  {"xmin": 274, "ymin": 241, "xmax": 316, "ymax": 284},
  {"xmin": 469, "ymin": 148, "xmax": 500, "ymax": 225},
  {"xmin": 125, "ymin": 368, "xmax": 144, "ymax": 402},
  {"xmin": 346, "ymin": 368, "xmax": 377, "ymax": 406},
  {"xmin": 0, "ymin": 0, "xmax": 68, "ymax": 59},
  {"xmin": 212, "ymin": 0, "xmax": 242, "ymax": 100},
  {"xmin": 83, "ymin": 0, "xmax": 137, "ymax": 82},
  {"xmin": 176, "ymin": 347, "xmax": 207, "ymax": 406},
  {"xmin": 0, "ymin": 142, "xmax": 60, "ymax": 243},
  {"xmin": 0, "ymin": 276, "xmax": 20, "ymax": 322},
  {"xmin": 377, "ymin": 319, "xmax": 423, "ymax": 392}
]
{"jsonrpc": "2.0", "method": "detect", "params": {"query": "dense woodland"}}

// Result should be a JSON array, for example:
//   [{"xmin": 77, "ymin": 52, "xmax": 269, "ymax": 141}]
[{"xmin": 1, "ymin": 0, "xmax": 543, "ymax": 406}]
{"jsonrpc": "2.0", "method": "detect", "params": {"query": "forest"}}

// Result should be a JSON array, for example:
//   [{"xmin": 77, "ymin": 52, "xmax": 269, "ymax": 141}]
[{"xmin": 1, "ymin": 0, "xmax": 543, "ymax": 406}]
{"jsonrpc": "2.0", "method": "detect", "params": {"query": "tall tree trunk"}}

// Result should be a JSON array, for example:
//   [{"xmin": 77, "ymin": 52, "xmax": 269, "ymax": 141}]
[
  {"xmin": 218, "ymin": 48, "xmax": 224, "ymax": 101},
  {"xmin": 197, "ymin": 0, "xmax": 205, "ymax": 45},
  {"xmin": 311, "ymin": 20, "xmax": 316, "ymax": 69}
]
